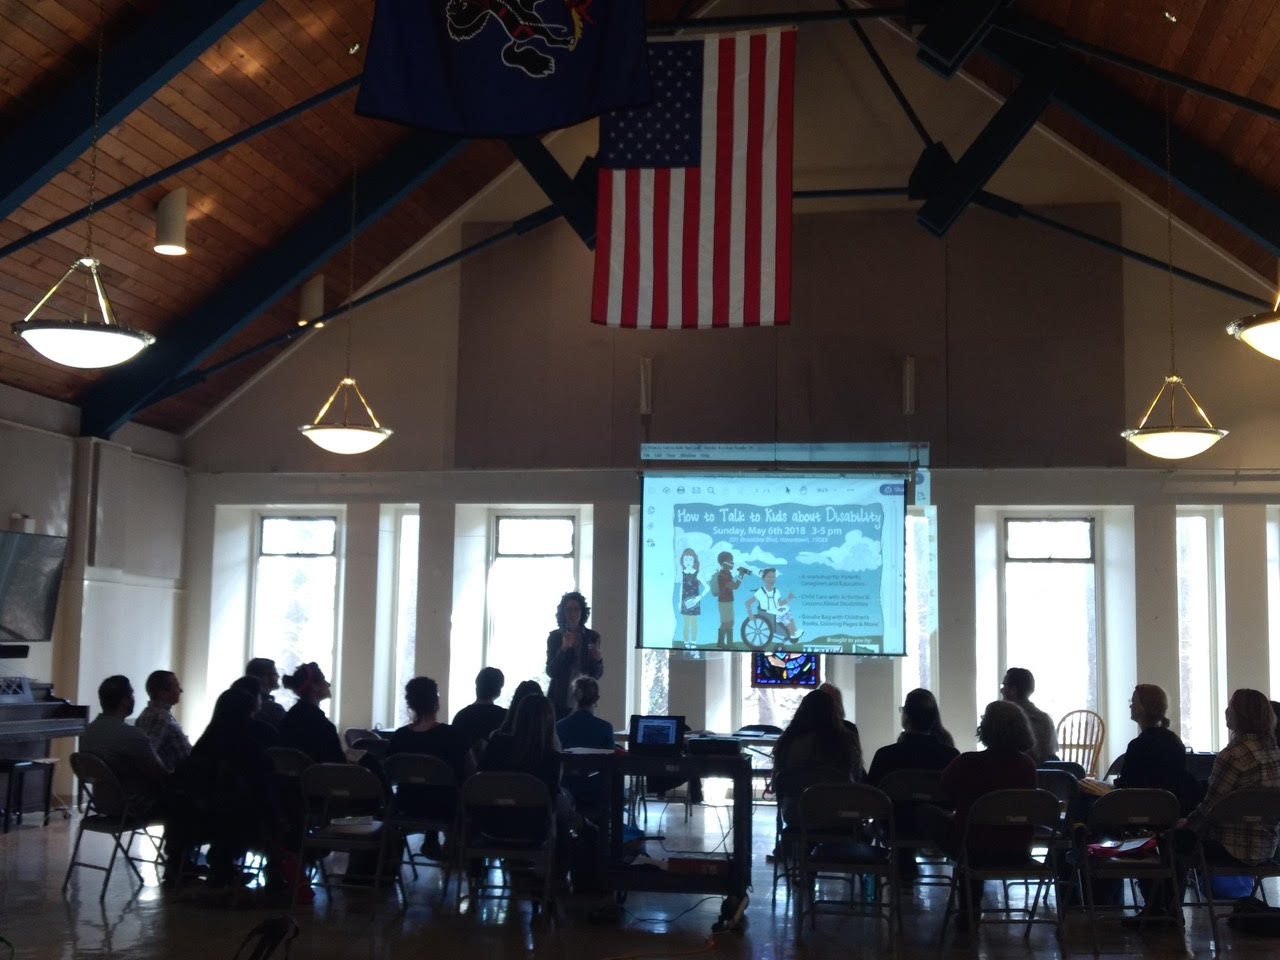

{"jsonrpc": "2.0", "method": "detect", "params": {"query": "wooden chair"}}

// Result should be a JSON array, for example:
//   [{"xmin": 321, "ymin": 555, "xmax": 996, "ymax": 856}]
[{"xmin": 1056, "ymin": 710, "xmax": 1105, "ymax": 777}]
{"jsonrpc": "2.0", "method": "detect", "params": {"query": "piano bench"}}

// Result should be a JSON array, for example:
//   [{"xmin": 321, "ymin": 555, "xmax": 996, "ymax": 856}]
[{"xmin": 0, "ymin": 758, "xmax": 55, "ymax": 833}]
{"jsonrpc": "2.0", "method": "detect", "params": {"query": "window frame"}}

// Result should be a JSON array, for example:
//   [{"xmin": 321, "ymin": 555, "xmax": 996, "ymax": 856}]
[
  {"xmin": 481, "ymin": 510, "xmax": 581, "ymax": 673},
  {"xmin": 1176, "ymin": 506, "xmax": 1225, "ymax": 752},
  {"xmin": 996, "ymin": 512, "xmax": 1104, "ymax": 714},
  {"xmin": 247, "ymin": 508, "xmax": 345, "ymax": 706}
]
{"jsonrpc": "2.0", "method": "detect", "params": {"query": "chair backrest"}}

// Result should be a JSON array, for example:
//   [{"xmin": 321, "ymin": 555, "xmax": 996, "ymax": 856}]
[
  {"xmin": 383, "ymin": 752, "xmax": 458, "ymax": 790},
  {"xmin": 1202, "ymin": 787, "xmax": 1280, "ymax": 830},
  {"xmin": 1103, "ymin": 753, "xmax": 1125, "ymax": 781},
  {"xmin": 351, "ymin": 737, "xmax": 389, "ymax": 759},
  {"xmin": 965, "ymin": 788, "xmax": 1061, "ymax": 839},
  {"xmin": 301, "ymin": 762, "xmax": 385, "ymax": 805},
  {"xmin": 1036, "ymin": 768, "xmax": 1080, "ymax": 809},
  {"xmin": 798, "ymin": 782, "xmax": 894, "ymax": 839},
  {"xmin": 1056, "ymin": 709, "xmax": 1106, "ymax": 776},
  {"xmin": 461, "ymin": 772, "xmax": 553, "ymax": 843},
  {"xmin": 877, "ymin": 768, "xmax": 948, "ymax": 806},
  {"xmin": 1038, "ymin": 759, "xmax": 1087, "ymax": 780},
  {"xmin": 69, "ymin": 751, "xmax": 128, "ymax": 817},
  {"xmin": 343, "ymin": 727, "xmax": 377, "ymax": 748},
  {"xmin": 266, "ymin": 746, "xmax": 313, "ymax": 778},
  {"xmin": 1087, "ymin": 788, "xmax": 1181, "ymax": 832}
]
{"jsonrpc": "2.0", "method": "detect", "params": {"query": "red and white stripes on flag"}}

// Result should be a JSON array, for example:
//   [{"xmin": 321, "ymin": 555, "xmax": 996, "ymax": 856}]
[{"xmin": 591, "ymin": 30, "xmax": 796, "ymax": 328}]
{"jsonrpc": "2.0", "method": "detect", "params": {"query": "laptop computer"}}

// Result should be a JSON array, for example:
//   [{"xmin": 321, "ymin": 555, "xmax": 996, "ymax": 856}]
[{"xmin": 628, "ymin": 714, "xmax": 685, "ymax": 756}]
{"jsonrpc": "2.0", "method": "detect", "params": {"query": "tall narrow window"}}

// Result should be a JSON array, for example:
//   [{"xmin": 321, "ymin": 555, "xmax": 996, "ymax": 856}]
[
  {"xmin": 251, "ymin": 515, "xmax": 340, "ymax": 710},
  {"xmin": 393, "ymin": 513, "xmax": 420, "ymax": 727},
  {"xmin": 639, "ymin": 649, "xmax": 669, "ymax": 716},
  {"xmin": 1000, "ymin": 518, "xmax": 1099, "ymax": 724},
  {"xmin": 1177, "ymin": 509, "xmax": 1224, "ymax": 751},
  {"xmin": 485, "ymin": 515, "xmax": 577, "ymax": 703},
  {"xmin": 901, "ymin": 507, "xmax": 937, "ymax": 703}
]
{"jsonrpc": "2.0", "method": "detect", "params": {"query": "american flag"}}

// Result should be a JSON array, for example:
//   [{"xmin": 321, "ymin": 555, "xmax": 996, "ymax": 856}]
[{"xmin": 592, "ymin": 31, "xmax": 796, "ymax": 329}]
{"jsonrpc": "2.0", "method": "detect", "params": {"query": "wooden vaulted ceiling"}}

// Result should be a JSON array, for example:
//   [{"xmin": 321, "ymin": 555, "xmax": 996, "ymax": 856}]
[{"xmin": 1, "ymin": 0, "xmax": 1278, "ymax": 436}]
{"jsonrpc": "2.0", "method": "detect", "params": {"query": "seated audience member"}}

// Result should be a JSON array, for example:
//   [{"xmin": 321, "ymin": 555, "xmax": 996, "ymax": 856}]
[
  {"xmin": 387, "ymin": 676, "xmax": 474, "ymax": 822},
  {"xmin": 1000, "ymin": 667, "xmax": 1058, "ymax": 763},
  {"xmin": 868, "ymin": 688, "xmax": 960, "ymax": 881},
  {"xmin": 930, "ymin": 700, "xmax": 1038, "ymax": 926},
  {"xmin": 1185, "ymin": 688, "xmax": 1280, "ymax": 864},
  {"xmin": 868, "ymin": 687, "xmax": 959, "ymax": 784},
  {"xmin": 134, "ymin": 670, "xmax": 192, "ymax": 772},
  {"xmin": 277, "ymin": 662, "xmax": 344, "ymax": 764},
  {"xmin": 772, "ymin": 688, "xmax": 862, "ymax": 824},
  {"xmin": 245, "ymin": 657, "xmax": 286, "ymax": 728},
  {"xmin": 494, "ymin": 679, "xmax": 564, "ymax": 751},
  {"xmin": 556, "ymin": 676, "xmax": 614, "ymax": 811},
  {"xmin": 480, "ymin": 692, "xmax": 571, "ymax": 839},
  {"xmin": 1272, "ymin": 700, "xmax": 1280, "ymax": 746},
  {"xmin": 1116, "ymin": 684, "xmax": 1198, "ymax": 810},
  {"xmin": 80, "ymin": 675, "xmax": 170, "ymax": 817},
  {"xmin": 556, "ymin": 677, "xmax": 615, "ymax": 750},
  {"xmin": 168, "ymin": 688, "xmax": 278, "ymax": 887},
  {"xmin": 451, "ymin": 666, "xmax": 507, "ymax": 751},
  {"xmin": 819, "ymin": 682, "xmax": 867, "ymax": 780},
  {"xmin": 229, "ymin": 675, "xmax": 279, "ymax": 748}
]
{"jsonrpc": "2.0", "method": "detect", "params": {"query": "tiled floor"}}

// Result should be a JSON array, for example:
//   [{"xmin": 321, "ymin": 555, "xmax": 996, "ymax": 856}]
[{"xmin": 1, "ymin": 800, "xmax": 1275, "ymax": 958}]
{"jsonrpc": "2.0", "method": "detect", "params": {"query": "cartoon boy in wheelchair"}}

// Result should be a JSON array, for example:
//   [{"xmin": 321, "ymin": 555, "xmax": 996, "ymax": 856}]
[{"xmin": 741, "ymin": 567, "xmax": 803, "ymax": 648}]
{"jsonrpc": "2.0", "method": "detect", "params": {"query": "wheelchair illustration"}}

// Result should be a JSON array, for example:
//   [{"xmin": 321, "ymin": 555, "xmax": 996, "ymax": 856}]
[{"xmin": 739, "ymin": 609, "xmax": 793, "ymax": 649}]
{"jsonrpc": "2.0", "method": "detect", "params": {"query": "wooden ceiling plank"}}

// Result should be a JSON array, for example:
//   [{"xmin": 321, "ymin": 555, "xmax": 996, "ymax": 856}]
[
  {"xmin": 0, "ymin": 1, "xmax": 272, "ymax": 223},
  {"xmin": 242, "ymin": 7, "xmax": 353, "ymax": 87}
]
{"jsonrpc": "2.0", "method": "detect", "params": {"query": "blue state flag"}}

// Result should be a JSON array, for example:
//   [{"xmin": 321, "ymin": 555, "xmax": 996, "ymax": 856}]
[{"xmin": 357, "ymin": 0, "xmax": 652, "ymax": 136}]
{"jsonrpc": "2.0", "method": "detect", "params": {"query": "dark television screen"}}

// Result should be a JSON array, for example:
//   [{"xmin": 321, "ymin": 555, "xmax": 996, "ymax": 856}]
[
  {"xmin": 0, "ymin": 532, "xmax": 68, "ymax": 643},
  {"xmin": 751, "ymin": 651, "xmax": 820, "ymax": 688}
]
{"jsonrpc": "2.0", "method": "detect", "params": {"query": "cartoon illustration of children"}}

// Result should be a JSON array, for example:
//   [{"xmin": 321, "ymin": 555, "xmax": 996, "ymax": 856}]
[
  {"xmin": 744, "ymin": 568, "xmax": 803, "ymax": 640},
  {"xmin": 676, "ymin": 548, "xmax": 707, "ymax": 647},
  {"xmin": 712, "ymin": 551, "xmax": 747, "ymax": 647}
]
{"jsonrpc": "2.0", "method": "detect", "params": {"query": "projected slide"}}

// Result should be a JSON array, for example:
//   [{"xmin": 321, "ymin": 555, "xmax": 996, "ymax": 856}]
[{"xmin": 641, "ymin": 474, "xmax": 906, "ymax": 656}]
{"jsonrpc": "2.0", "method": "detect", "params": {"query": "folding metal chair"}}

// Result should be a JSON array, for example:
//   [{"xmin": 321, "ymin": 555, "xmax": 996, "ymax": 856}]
[
  {"xmin": 795, "ymin": 782, "xmax": 899, "ymax": 942},
  {"xmin": 266, "ymin": 746, "xmax": 313, "ymax": 778},
  {"xmin": 295, "ymin": 763, "xmax": 397, "ymax": 914},
  {"xmin": 877, "ymin": 768, "xmax": 953, "ymax": 889},
  {"xmin": 383, "ymin": 752, "xmax": 459, "ymax": 905},
  {"xmin": 62, "ymin": 752, "xmax": 166, "ymax": 902},
  {"xmin": 939, "ymin": 788, "xmax": 1064, "ymax": 943},
  {"xmin": 1079, "ymin": 788, "xmax": 1182, "ymax": 952},
  {"xmin": 352, "ymin": 738, "xmax": 390, "ymax": 761},
  {"xmin": 1192, "ymin": 787, "xmax": 1280, "ymax": 951},
  {"xmin": 458, "ymin": 772, "xmax": 556, "ymax": 918}
]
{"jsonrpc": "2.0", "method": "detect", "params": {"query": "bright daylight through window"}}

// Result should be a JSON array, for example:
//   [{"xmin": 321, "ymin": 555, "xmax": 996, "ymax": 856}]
[
  {"xmin": 1001, "ymin": 518, "xmax": 1099, "ymax": 724},
  {"xmin": 251, "ymin": 515, "xmax": 339, "ymax": 713}
]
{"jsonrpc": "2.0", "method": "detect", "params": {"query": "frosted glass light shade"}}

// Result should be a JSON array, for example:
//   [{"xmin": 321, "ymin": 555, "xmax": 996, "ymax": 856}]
[
  {"xmin": 1227, "ymin": 311, "xmax": 1280, "ymax": 361},
  {"xmin": 14, "ymin": 321, "xmax": 154, "ymax": 368},
  {"xmin": 300, "ymin": 424, "xmax": 391, "ymax": 455},
  {"xmin": 298, "ymin": 376, "xmax": 392, "ymax": 455},
  {"xmin": 1122, "ymin": 374, "xmax": 1227, "ymax": 460},
  {"xmin": 1121, "ymin": 427, "xmax": 1227, "ymax": 460}
]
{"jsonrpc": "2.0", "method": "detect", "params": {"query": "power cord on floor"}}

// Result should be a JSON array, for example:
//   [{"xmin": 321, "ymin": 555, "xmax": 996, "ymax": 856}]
[{"xmin": 622, "ymin": 894, "xmax": 720, "ymax": 924}]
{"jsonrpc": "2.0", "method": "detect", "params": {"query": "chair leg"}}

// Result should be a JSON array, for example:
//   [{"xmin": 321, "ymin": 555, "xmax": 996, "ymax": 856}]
[
  {"xmin": 100, "ymin": 832, "xmax": 122, "ymax": 902},
  {"xmin": 119, "ymin": 831, "xmax": 145, "ymax": 882},
  {"xmin": 939, "ymin": 871, "xmax": 959, "ymax": 944},
  {"xmin": 62, "ymin": 821, "xmax": 88, "ymax": 893}
]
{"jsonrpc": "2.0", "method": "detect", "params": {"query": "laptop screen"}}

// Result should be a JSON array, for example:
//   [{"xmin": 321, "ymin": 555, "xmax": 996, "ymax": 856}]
[{"xmin": 629, "ymin": 715, "xmax": 684, "ymax": 755}]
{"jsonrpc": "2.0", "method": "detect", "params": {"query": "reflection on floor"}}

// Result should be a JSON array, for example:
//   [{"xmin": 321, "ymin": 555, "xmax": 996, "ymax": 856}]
[{"xmin": 2, "ymin": 797, "xmax": 1277, "ymax": 959}]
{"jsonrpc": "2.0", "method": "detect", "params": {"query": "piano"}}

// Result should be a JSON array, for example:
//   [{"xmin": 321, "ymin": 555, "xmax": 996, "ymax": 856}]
[{"xmin": 0, "ymin": 677, "xmax": 89, "ymax": 815}]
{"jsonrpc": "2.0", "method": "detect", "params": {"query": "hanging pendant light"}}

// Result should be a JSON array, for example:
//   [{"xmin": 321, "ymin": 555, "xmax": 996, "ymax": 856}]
[
  {"xmin": 299, "ymin": 166, "xmax": 392, "ymax": 455},
  {"xmin": 1123, "ymin": 90, "xmax": 1227, "ymax": 459},
  {"xmin": 1227, "ymin": 272, "xmax": 1280, "ymax": 360},
  {"xmin": 12, "ymin": 1, "xmax": 155, "ymax": 369}
]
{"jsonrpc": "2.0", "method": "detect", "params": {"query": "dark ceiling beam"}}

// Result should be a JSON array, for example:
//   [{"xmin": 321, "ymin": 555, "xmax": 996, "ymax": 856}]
[
  {"xmin": 504, "ymin": 137, "xmax": 596, "ymax": 248},
  {"xmin": 916, "ymin": 53, "xmax": 1062, "ymax": 236},
  {"xmin": 843, "ymin": 10, "xmax": 934, "ymax": 150},
  {"xmin": 0, "ymin": 0, "xmax": 268, "ymax": 224},
  {"xmin": 0, "ymin": 76, "xmax": 361, "ymax": 263},
  {"xmin": 78, "ymin": 132, "xmax": 464, "ymax": 438},
  {"xmin": 973, "ymin": 190, "xmax": 1272, "ymax": 310},
  {"xmin": 993, "ymin": 16, "xmax": 1280, "ymax": 127},
  {"xmin": 979, "ymin": 27, "xmax": 1280, "ymax": 262},
  {"xmin": 917, "ymin": 0, "xmax": 1011, "ymax": 78}
]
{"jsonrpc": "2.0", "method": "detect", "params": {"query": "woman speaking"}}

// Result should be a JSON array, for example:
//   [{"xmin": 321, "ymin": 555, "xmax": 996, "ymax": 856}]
[{"xmin": 545, "ymin": 591, "xmax": 603, "ymax": 720}]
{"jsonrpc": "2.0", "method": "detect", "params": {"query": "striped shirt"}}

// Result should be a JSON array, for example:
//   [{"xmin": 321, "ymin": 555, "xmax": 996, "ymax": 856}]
[{"xmin": 1187, "ymin": 734, "xmax": 1280, "ymax": 863}]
